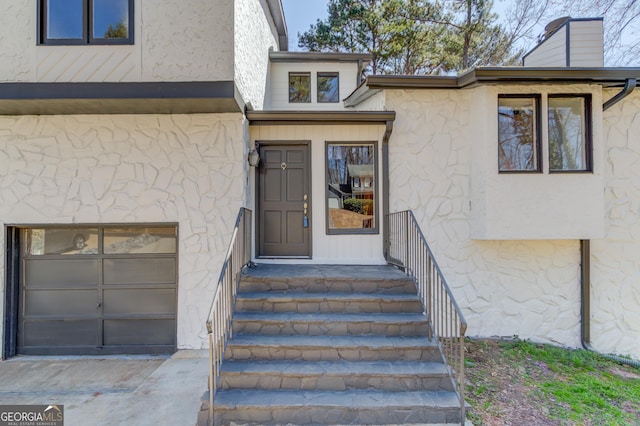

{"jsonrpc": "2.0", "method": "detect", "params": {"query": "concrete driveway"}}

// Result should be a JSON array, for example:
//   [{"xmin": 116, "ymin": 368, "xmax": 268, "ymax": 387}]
[{"xmin": 0, "ymin": 350, "xmax": 208, "ymax": 426}]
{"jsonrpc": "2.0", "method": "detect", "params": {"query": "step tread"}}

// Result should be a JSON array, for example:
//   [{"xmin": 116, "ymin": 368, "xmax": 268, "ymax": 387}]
[
  {"xmin": 242, "ymin": 264, "xmax": 411, "ymax": 281},
  {"xmin": 228, "ymin": 334, "xmax": 436, "ymax": 348},
  {"xmin": 214, "ymin": 389, "xmax": 460, "ymax": 409},
  {"xmin": 220, "ymin": 360, "xmax": 449, "ymax": 376},
  {"xmin": 237, "ymin": 292, "xmax": 421, "ymax": 301},
  {"xmin": 233, "ymin": 312, "xmax": 427, "ymax": 323}
]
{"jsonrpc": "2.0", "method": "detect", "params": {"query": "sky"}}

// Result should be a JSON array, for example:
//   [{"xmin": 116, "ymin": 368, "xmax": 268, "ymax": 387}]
[{"xmin": 281, "ymin": 0, "xmax": 329, "ymax": 51}]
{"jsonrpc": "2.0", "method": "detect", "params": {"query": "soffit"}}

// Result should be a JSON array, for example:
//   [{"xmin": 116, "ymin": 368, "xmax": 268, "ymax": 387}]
[{"xmin": 0, "ymin": 81, "xmax": 244, "ymax": 115}]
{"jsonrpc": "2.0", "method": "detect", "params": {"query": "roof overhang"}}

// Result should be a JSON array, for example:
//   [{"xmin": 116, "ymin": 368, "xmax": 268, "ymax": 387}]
[
  {"xmin": 0, "ymin": 81, "xmax": 245, "ymax": 115},
  {"xmin": 265, "ymin": 0, "xmax": 288, "ymax": 51},
  {"xmin": 459, "ymin": 67, "xmax": 640, "ymax": 88},
  {"xmin": 345, "ymin": 67, "xmax": 640, "ymax": 107},
  {"xmin": 269, "ymin": 51, "xmax": 373, "ymax": 63},
  {"xmin": 247, "ymin": 110, "xmax": 395, "ymax": 126}
]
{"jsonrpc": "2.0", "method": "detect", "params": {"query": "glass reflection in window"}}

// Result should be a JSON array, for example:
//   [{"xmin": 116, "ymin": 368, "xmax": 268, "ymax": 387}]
[
  {"xmin": 498, "ymin": 96, "xmax": 540, "ymax": 172},
  {"xmin": 327, "ymin": 143, "xmax": 377, "ymax": 233},
  {"xmin": 25, "ymin": 228, "xmax": 99, "ymax": 255},
  {"xmin": 289, "ymin": 72, "xmax": 311, "ymax": 103},
  {"xmin": 46, "ymin": 0, "xmax": 84, "ymax": 39},
  {"xmin": 548, "ymin": 96, "xmax": 590, "ymax": 172},
  {"xmin": 104, "ymin": 227, "xmax": 177, "ymax": 254},
  {"xmin": 317, "ymin": 72, "xmax": 339, "ymax": 103},
  {"xmin": 93, "ymin": 0, "xmax": 129, "ymax": 39}
]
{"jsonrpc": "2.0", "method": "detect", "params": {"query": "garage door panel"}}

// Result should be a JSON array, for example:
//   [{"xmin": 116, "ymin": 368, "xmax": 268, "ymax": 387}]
[
  {"xmin": 23, "ymin": 320, "xmax": 99, "ymax": 347},
  {"xmin": 103, "ymin": 258, "xmax": 176, "ymax": 285},
  {"xmin": 18, "ymin": 226, "xmax": 178, "ymax": 355},
  {"xmin": 24, "ymin": 290, "xmax": 98, "ymax": 316},
  {"xmin": 24, "ymin": 259, "xmax": 98, "ymax": 288},
  {"xmin": 103, "ymin": 289, "xmax": 176, "ymax": 315},
  {"xmin": 104, "ymin": 320, "xmax": 176, "ymax": 346}
]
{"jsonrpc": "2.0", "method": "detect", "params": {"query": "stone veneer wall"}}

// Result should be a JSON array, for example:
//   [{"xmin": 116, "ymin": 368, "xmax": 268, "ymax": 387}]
[
  {"xmin": 0, "ymin": 114, "xmax": 246, "ymax": 350},
  {"xmin": 591, "ymin": 90, "xmax": 640, "ymax": 358},
  {"xmin": 385, "ymin": 89, "xmax": 583, "ymax": 349}
]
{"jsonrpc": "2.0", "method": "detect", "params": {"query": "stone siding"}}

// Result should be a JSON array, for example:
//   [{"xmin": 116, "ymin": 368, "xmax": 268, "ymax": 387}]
[
  {"xmin": 0, "ymin": 114, "xmax": 246, "ymax": 350},
  {"xmin": 386, "ymin": 89, "xmax": 582, "ymax": 349},
  {"xmin": 591, "ymin": 90, "xmax": 640, "ymax": 358}
]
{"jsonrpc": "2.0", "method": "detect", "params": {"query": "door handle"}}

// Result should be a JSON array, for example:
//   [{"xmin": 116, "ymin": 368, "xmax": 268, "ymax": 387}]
[{"xmin": 303, "ymin": 195, "xmax": 309, "ymax": 228}]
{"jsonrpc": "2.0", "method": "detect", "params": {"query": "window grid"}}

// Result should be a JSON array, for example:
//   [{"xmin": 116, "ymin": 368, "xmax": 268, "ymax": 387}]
[
  {"xmin": 39, "ymin": 0, "xmax": 134, "ymax": 45},
  {"xmin": 498, "ymin": 93, "xmax": 592, "ymax": 174}
]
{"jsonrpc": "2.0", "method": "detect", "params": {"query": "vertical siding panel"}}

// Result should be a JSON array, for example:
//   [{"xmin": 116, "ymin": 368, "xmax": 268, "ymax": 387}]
[{"xmin": 250, "ymin": 124, "xmax": 385, "ymax": 264}]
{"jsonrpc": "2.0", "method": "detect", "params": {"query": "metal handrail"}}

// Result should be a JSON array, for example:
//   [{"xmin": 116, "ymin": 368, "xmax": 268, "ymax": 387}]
[
  {"xmin": 205, "ymin": 207, "xmax": 252, "ymax": 426},
  {"xmin": 386, "ymin": 210, "xmax": 468, "ymax": 424}
]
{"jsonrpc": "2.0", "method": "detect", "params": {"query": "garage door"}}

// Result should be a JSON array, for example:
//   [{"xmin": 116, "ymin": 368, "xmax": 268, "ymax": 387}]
[{"xmin": 17, "ymin": 226, "xmax": 177, "ymax": 355}]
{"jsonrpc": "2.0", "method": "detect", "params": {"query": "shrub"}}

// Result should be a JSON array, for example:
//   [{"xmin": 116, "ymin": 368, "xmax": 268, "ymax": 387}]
[{"xmin": 343, "ymin": 198, "xmax": 374, "ymax": 215}]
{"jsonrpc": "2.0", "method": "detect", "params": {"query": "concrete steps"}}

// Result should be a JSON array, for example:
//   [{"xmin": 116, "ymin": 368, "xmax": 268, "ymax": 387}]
[
  {"xmin": 219, "ymin": 360, "xmax": 455, "ymax": 392},
  {"xmin": 232, "ymin": 312, "xmax": 431, "ymax": 336},
  {"xmin": 206, "ymin": 264, "xmax": 463, "ymax": 426},
  {"xmin": 214, "ymin": 389, "xmax": 462, "ymax": 425},
  {"xmin": 235, "ymin": 292, "xmax": 424, "ymax": 314}
]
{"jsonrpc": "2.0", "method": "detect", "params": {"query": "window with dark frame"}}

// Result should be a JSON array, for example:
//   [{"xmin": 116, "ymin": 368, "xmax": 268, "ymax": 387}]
[
  {"xmin": 39, "ymin": 0, "xmax": 134, "ymax": 45},
  {"xmin": 289, "ymin": 72, "xmax": 311, "ymax": 103},
  {"xmin": 326, "ymin": 142, "xmax": 378, "ymax": 234},
  {"xmin": 317, "ymin": 72, "xmax": 339, "ymax": 103},
  {"xmin": 548, "ymin": 95, "xmax": 592, "ymax": 172},
  {"xmin": 498, "ymin": 95, "xmax": 541, "ymax": 172}
]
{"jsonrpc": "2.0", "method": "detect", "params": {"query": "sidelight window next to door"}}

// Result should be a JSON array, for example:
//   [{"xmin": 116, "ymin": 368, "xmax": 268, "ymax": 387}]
[{"xmin": 16, "ymin": 225, "xmax": 177, "ymax": 355}]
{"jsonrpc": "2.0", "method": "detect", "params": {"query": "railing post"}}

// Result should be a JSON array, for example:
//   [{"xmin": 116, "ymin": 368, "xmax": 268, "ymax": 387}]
[
  {"xmin": 388, "ymin": 210, "xmax": 467, "ymax": 425},
  {"xmin": 206, "ymin": 208, "xmax": 253, "ymax": 426}
]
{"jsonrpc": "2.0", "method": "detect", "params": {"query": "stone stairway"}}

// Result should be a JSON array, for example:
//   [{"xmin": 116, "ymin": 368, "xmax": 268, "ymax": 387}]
[{"xmin": 205, "ymin": 264, "xmax": 463, "ymax": 425}]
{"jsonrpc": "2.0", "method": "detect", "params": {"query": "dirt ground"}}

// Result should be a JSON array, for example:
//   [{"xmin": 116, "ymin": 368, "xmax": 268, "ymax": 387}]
[
  {"xmin": 463, "ymin": 339, "xmax": 640, "ymax": 426},
  {"xmin": 464, "ymin": 339, "xmax": 562, "ymax": 425}
]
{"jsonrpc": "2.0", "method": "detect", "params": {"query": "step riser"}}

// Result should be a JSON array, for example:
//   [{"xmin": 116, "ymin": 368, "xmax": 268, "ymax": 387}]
[
  {"xmin": 205, "ymin": 265, "xmax": 463, "ymax": 426},
  {"xmin": 224, "ymin": 345, "xmax": 442, "ymax": 362},
  {"xmin": 214, "ymin": 406, "xmax": 461, "ymax": 426},
  {"xmin": 219, "ymin": 374, "xmax": 455, "ymax": 392},
  {"xmin": 235, "ymin": 299, "xmax": 424, "ymax": 314},
  {"xmin": 239, "ymin": 278, "xmax": 416, "ymax": 294},
  {"xmin": 232, "ymin": 320, "xmax": 430, "ymax": 336}
]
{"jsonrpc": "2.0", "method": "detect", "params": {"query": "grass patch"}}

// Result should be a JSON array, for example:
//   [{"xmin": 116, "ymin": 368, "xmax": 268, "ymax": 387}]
[{"xmin": 465, "ymin": 338, "xmax": 640, "ymax": 425}]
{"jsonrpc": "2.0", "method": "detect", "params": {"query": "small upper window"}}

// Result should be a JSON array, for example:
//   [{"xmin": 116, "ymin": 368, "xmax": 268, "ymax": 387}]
[
  {"xmin": 40, "ymin": 0, "xmax": 133, "ymax": 45},
  {"xmin": 289, "ymin": 72, "xmax": 311, "ymax": 103},
  {"xmin": 498, "ymin": 95, "xmax": 541, "ymax": 172},
  {"xmin": 548, "ymin": 95, "xmax": 591, "ymax": 172},
  {"xmin": 317, "ymin": 72, "xmax": 339, "ymax": 103}
]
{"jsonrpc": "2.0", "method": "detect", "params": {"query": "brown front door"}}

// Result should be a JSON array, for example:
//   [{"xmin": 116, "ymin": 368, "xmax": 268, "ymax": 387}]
[{"xmin": 257, "ymin": 143, "xmax": 311, "ymax": 257}]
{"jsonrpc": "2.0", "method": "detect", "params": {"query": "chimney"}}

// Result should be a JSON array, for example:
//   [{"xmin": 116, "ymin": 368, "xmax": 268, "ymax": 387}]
[{"xmin": 523, "ymin": 17, "xmax": 604, "ymax": 67}]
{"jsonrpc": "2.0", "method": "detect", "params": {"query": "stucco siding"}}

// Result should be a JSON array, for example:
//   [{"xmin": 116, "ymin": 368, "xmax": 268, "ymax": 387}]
[
  {"xmin": 0, "ymin": 2, "xmax": 36, "ymax": 81},
  {"xmin": 591, "ymin": 90, "xmax": 640, "ymax": 358},
  {"xmin": 142, "ymin": 0, "xmax": 234, "ymax": 81},
  {"xmin": 385, "ymin": 89, "xmax": 582, "ymax": 348},
  {"xmin": 0, "ymin": 114, "xmax": 247, "ymax": 351},
  {"xmin": 472, "ymin": 85, "xmax": 605, "ymax": 240},
  {"xmin": 0, "ymin": 0, "xmax": 235, "ymax": 82},
  {"xmin": 234, "ymin": 0, "xmax": 279, "ymax": 109}
]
